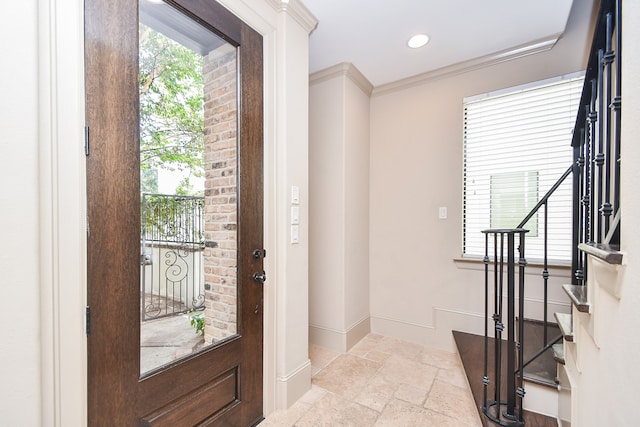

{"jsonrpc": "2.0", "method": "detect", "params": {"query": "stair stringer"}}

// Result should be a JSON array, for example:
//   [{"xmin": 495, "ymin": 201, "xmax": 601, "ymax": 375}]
[{"xmin": 560, "ymin": 251, "xmax": 626, "ymax": 427}]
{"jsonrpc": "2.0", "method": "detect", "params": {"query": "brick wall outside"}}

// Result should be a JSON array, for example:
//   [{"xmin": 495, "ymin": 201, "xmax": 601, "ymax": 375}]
[{"xmin": 202, "ymin": 44, "xmax": 237, "ymax": 345}]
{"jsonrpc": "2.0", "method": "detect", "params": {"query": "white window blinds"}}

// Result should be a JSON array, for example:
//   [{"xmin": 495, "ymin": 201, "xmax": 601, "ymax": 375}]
[{"xmin": 463, "ymin": 75, "xmax": 584, "ymax": 262}]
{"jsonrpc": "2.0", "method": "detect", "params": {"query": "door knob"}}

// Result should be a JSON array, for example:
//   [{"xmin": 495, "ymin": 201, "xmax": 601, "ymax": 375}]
[{"xmin": 253, "ymin": 271, "xmax": 266, "ymax": 283}]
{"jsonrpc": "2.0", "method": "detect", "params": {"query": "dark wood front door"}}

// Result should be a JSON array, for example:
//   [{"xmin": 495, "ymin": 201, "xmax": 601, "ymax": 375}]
[{"xmin": 85, "ymin": 0, "xmax": 264, "ymax": 425}]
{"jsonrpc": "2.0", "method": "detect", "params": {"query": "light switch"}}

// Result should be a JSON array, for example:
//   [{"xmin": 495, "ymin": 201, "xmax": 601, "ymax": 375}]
[
  {"xmin": 439, "ymin": 207, "xmax": 448, "ymax": 219},
  {"xmin": 291, "ymin": 206, "xmax": 300, "ymax": 225},
  {"xmin": 291, "ymin": 186, "xmax": 300, "ymax": 205},
  {"xmin": 290, "ymin": 225, "xmax": 299, "ymax": 244}
]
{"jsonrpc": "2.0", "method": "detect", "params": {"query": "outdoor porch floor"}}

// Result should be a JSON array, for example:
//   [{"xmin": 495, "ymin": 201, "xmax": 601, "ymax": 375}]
[{"xmin": 140, "ymin": 313, "xmax": 204, "ymax": 373}]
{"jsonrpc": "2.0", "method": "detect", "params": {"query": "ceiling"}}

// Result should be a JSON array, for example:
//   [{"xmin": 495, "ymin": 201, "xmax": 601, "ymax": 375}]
[{"xmin": 302, "ymin": 0, "xmax": 575, "ymax": 87}]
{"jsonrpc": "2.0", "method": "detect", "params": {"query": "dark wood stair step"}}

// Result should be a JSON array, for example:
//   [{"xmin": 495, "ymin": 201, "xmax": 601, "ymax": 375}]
[
  {"xmin": 562, "ymin": 284, "xmax": 590, "ymax": 313},
  {"xmin": 578, "ymin": 242, "xmax": 623, "ymax": 265},
  {"xmin": 553, "ymin": 312, "xmax": 573, "ymax": 342},
  {"xmin": 453, "ymin": 331, "xmax": 559, "ymax": 427},
  {"xmin": 520, "ymin": 318, "xmax": 560, "ymax": 389},
  {"xmin": 552, "ymin": 343, "xmax": 565, "ymax": 365}
]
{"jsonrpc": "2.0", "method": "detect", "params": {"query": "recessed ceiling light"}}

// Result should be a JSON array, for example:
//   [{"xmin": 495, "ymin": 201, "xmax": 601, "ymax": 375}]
[{"xmin": 407, "ymin": 34, "xmax": 430, "ymax": 49}]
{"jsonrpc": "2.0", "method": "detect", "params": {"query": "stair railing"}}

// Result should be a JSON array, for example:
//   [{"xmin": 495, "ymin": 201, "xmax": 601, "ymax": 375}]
[
  {"xmin": 480, "ymin": 1, "xmax": 621, "ymax": 425},
  {"xmin": 482, "ymin": 229, "xmax": 528, "ymax": 427},
  {"xmin": 572, "ymin": 0, "xmax": 622, "ymax": 286}
]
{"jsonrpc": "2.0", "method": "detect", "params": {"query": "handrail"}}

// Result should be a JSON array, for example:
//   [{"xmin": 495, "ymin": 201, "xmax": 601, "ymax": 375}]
[{"xmin": 516, "ymin": 165, "xmax": 573, "ymax": 229}]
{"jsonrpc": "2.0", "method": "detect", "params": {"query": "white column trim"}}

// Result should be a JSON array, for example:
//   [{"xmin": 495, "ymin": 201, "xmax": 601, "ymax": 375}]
[
  {"xmin": 39, "ymin": 0, "xmax": 87, "ymax": 426},
  {"xmin": 265, "ymin": 0, "xmax": 318, "ymax": 33},
  {"xmin": 310, "ymin": 62, "xmax": 374, "ymax": 97}
]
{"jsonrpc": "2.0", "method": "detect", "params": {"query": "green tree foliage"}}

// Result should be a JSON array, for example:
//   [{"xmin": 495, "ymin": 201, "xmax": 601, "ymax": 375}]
[
  {"xmin": 139, "ymin": 24, "xmax": 204, "ymax": 185},
  {"xmin": 140, "ymin": 168, "xmax": 158, "ymax": 194}
]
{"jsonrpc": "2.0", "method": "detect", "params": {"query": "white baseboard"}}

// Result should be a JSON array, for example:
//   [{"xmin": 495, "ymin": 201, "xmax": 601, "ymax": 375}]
[
  {"xmin": 276, "ymin": 359, "xmax": 312, "ymax": 409},
  {"xmin": 370, "ymin": 308, "xmax": 485, "ymax": 352},
  {"xmin": 309, "ymin": 316, "xmax": 371, "ymax": 353}
]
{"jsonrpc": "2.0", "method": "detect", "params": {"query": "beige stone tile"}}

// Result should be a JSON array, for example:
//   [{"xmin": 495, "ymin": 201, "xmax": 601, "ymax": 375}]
[
  {"xmin": 354, "ymin": 373, "xmax": 398, "ymax": 412},
  {"xmin": 362, "ymin": 349, "xmax": 392, "ymax": 364},
  {"xmin": 312, "ymin": 354, "xmax": 382, "ymax": 399},
  {"xmin": 377, "ymin": 355, "xmax": 438, "ymax": 389},
  {"xmin": 424, "ymin": 379, "xmax": 481, "ymax": 426},
  {"xmin": 309, "ymin": 344, "xmax": 340, "ymax": 371},
  {"xmin": 260, "ymin": 400, "xmax": 312, "ymax": 427},
  {"xmin": 311, "ymin": 365, "xmax": 321, "ymax": 377},
  {"xmin": 418, "ymin": 347, "xmax": 461, "ymax": 370},
  {"xmin": 375, "ymin": 398, "xmax": 465, "ymax": 427},
  {"xmin": 374, "ymin": 336, "xmax": 424, "ymax": 360},
  {"xmin": 436, "ymin": 365, "xmax": 470, "ymax": 389},
  {"xmin": 394, "ymin": 383, "xmax": 430, "ymax": 406},
  {"xmin": 298, "ymin": 384, "xmax": 328, "ymax": 406},
  {"xmin": 349, "ymin": 333, "xmax": 385, "ymax": 357},
  {"xmin": 296, "ymin": 393, "xmax": 379, "ymax": 427}
]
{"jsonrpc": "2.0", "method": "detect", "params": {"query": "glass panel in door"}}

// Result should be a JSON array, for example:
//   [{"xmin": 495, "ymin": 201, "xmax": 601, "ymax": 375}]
[{"xmin": 138, "ymin": 0, "xmax": 238, "ymax": 374}]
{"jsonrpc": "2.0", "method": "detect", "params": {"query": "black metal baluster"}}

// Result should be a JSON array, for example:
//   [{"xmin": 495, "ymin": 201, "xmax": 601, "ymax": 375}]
[
  {"xmin": 612, "ymin": 0, "xmax": 622, "ymax": 243},
  {"xmin": 602, "ymin": 13, "xmax": 615, "ymax": 237},
  {"xmin": 543, "ymin": 202, "xmax": 549, "ymax": 346},
  {"xmin": 583, "ymin": 105, "xmax": 591, "ymax": 247},
  {"xmin": 517, "ymin": 230, "xmax": 527, "ymax": 423},
  {"xmin": 506, "ymin": 232, "xmax": 516, "ymax": 419},
  {"xmin": 596, "ymin": 51, "xmax": 605, "ymax": 241},
  {"xmin": 495, "ymin": 232, "xmax": 504, "ymax": 418},
  {"xmin": 572, "ymin": 136, "xmax": 583, "ymax": 285},
  {"xmin": 588, "ymin": 81, "xmax": 598, "ymax": 244},
  {"xmin": 483, "ymin": 232, "xmax": 490, "ymax": 413}
]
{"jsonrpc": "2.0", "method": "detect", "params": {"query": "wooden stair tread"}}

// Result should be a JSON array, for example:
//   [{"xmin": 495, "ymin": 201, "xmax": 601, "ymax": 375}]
[
  {"xmin": 562, "ymin": 284, "xmax": 590, "ymax": 313},
  {"xmin": 553, "ymin": 312, "xmax": 573, "ymax": 342},
  {"xmin": 578, "ymin": 242, "xmax": 623, "ymax": 265},
  {"xmin": 453, "ymin": 331, "xmax": 559, "ymax": 427},
  {"xmin": 552, "ymin": 344, "xmax": 565, "ymax": 365}
]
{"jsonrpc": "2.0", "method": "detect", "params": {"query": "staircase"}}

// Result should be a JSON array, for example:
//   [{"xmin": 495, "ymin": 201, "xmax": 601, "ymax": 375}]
[
  {"xmin": 477, "ymin": 1, "xmax": 623, "ymax": 425},
  {"xmin": 555, "ymin": 243, "xmax": 624, "ymax": 426}
]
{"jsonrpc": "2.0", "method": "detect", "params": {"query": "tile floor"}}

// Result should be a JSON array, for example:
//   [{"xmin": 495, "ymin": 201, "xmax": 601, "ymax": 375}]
[{"xmin": 261, "ymin": 334, "xmax": 482, "ymax": 427}]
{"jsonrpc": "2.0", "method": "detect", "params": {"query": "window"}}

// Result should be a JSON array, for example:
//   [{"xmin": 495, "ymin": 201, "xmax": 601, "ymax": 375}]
[{"xmin": 463, "ymin": 74, "xmax": 584, "ymax": 262}]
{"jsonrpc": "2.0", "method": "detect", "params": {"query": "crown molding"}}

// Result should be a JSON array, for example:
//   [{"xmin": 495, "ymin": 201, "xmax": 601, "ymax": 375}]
[
  {"xmin": 372, "ymin": 34, "xmax": 561, "ymax": 97},
  {"xmin": 266, "ymin": 0, "xmax": 318, "ymax": 34},
  {"xmin": 309, "ymin": 62, "xmax": 374, "ymax": 96}
]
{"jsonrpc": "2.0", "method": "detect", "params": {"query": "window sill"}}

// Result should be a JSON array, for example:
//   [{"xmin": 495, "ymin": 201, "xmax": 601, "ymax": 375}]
[{"xmin": 453, "ymin": 256, "xmax": 572, "ymax": 277}]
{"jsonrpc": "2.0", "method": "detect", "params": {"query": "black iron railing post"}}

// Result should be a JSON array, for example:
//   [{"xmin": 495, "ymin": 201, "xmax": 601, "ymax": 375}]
[
  {"xmin": 483, "ymin": 233, "xmax": 490, "ymax": 408},
  {"xmin": 506, "ymin": 231, "xmax": 516, "ymax": 417},
  {"xmin": 482, "ymin": 228, "xmax": 528, "ymax": 427},
  {"xmin": 517, "ymin": 230, "xmax": 527, "ymax": 424},
  {"xmin": 612, "ymin": 0, "xmax": 622, "ymax": 244},
  {"xmin": 572, "ymin": 142, "xmax": 582, "ymax": 285}
]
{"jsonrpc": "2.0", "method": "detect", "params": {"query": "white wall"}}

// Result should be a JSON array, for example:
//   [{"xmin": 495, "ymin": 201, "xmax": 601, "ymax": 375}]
[
  {"xmin": 309, "ymin": 64, "xmax": 371, "ymax": 352},
  {"xmin": 0, "ymin": 0, "xmax": 317, "ymax": 424},
  {"xmin": 309, "ymin": 73, "xmax": 346, "ymax": 343},
  {"xmin": 369, "ymin": 0, "xmax": 596, "ymax": 351},
  {"xmin": 343, "ymin": 68, "xmax": 371, "ymax": 342},
  {"xmin": 0, "ymin": 2, "xmax": 41, "ymax": 425}
]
